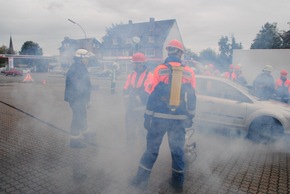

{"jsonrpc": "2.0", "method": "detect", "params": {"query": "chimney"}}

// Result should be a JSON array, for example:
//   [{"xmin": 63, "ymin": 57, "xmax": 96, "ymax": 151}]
[{"xmin": 149, "ymin": 17, "xmax": 155, "ymax": 31}]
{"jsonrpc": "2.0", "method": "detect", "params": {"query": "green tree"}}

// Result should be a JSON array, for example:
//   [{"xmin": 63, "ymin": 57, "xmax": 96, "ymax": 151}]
[
  {"xmin": 199, "ymin": 48, "xmax": 218, "ymax": 65},
  {"xmin": 251, "ymin": 22, "xmax": 282, "ymax": 49},
  {"xmin": 19, "ymin": 41, "xmax": 43, "ymax": 55},
  {"xmin": 19, "ymin": 41, "xmax": 44, "ymax": 70},
  {"xmin": 218, "ymin": 35, "xmax": 242, "ymax": 70},
  {"xmin": 184, "ymin": 48, "xmax": 199, "ymax": 61},
  {"xmin": 0, "ymin": 45, "xmax": 8, "ymax": 66},
  {"xmin": 279, "ymin": 29, "xmax": 290, "ymax": 49}
]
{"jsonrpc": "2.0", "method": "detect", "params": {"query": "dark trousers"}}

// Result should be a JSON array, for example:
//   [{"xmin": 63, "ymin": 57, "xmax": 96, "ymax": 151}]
[
  {"xmin": 139, "ymin": 118, "xmax": 186, "ymax": 186},
  {"xmin": 125, "ymin": 108, "xmax": 145, "ymax": 145},
  {"xmin": 70, "ymin": 100, "xmax": 88, "ymax": 136}
]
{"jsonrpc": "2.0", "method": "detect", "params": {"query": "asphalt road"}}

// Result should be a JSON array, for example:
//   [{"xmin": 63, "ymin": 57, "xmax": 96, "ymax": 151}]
[{"xmin": 0, "ymin": 72, "xmax": 290, "ymax": 194}]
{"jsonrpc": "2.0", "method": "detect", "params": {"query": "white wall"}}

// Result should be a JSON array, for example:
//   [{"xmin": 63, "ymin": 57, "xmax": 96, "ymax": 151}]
[{"xmin": 233, "ymin": 49, "xmax": 290, "ymax": 84}]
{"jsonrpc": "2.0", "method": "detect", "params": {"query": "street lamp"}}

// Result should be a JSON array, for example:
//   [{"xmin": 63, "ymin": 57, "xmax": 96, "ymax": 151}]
[{"xmin": 68, "ymin": 18, "xmax": 87, "ymax": 39}]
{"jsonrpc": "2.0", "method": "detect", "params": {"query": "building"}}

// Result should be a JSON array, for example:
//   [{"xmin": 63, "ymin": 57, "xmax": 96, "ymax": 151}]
[
  {"xmin": 59, "ymin": 37, "xmax": 102, "ymax": 68},
  {"xmin": 101, "ymin": 17, "xmax": 183, "ymax": 72},
  {"xmin": 59, "ymin": 18, "xmax": 183, "ymax": 72}
]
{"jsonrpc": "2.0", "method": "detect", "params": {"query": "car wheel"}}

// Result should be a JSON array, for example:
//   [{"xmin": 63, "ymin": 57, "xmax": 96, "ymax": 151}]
[{"xmin": 247, "ymin": 116, "xmax": 284, "ymax": 144}]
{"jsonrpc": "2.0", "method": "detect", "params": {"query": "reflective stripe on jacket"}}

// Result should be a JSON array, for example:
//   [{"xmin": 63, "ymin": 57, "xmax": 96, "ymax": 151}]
[
  {"xmin": 123, "ymin": 69, "xmax": 152, "ymax": 107},
  {"xmin": 275, "ymin": 78, "xmax": 290, "ymax": 92}
]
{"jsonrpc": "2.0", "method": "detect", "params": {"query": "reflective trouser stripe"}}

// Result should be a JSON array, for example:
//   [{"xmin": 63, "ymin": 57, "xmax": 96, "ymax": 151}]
[
  {"xmin": 144, "ymin": 110, "xmax": 153, "ymax": 115},
  {"xmin": 139, "ymin": 164, "xmax": 152, "ymax": 172},
  {"xmin": 145, "ymin": 110, "xmax": 188, "ymax": 120},
  {"xmin": 152, "ymin": 112, "xmax": 187, "ymax": 120},
  {"xmin": 172, "ymin": 168, "xmax": 184, "ymax": 173}
]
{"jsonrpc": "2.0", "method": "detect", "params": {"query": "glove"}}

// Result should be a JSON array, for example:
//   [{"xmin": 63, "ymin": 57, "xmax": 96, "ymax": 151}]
[{"xmin": 144, "ymin": 114, "xmax": 152, "ymax": 130}]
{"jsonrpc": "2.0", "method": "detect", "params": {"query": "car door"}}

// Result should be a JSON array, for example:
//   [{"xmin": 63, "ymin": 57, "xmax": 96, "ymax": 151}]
[{"xmin": 195, "ymin": 77, "xmax": 249, "ymax": 131}]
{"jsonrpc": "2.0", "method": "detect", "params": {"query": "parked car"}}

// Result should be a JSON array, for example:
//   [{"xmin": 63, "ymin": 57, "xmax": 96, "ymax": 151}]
[
  {"xmin": 194, "ymin": 75, "xmax": 290, "ymax": 143},
  {"xmin": 4, "ymin": 68, "xmax": 23, "ymax": 76}
]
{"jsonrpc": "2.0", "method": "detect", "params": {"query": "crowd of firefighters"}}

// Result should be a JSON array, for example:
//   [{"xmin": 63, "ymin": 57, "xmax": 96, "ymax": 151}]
[
  {"xmin": 63, "ymin": 39, "xmax": 289, "ymax": 193},
  {"xmin": 200, "ymin": 62, "xmax": 290, "ymax": 103}
]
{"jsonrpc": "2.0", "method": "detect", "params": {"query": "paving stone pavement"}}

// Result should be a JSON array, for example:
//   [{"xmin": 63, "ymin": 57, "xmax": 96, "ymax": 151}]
[{"xmin": 0, "ymin": 73, "xmax": 290, "ymax": 194}]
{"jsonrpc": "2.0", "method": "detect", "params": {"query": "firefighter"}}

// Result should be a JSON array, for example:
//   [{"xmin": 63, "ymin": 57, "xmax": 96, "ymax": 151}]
[
  {"xmin": 130, "ymin": 40, "xmax": 196, "ymax": 193},
  {"xmin": 64, "ymin": 49, "xmax": 95, "ymax": 182},
  {"xmin": 275, "ymin": 70, "xmax": 290, "ymax": 103},
  {"xmin": 224, "ymin": 64, "xmax": 236, "ymax": 80},
  {"xmin": 123, "ymin": 52, "xmax": 152, "ymax": 145},
  {"xmin": 64, "ymin": 49, "xmax": 95, "ymax": 148},
  {"xmin": 253, "ymin": 65, "xmax": 275, "ymax": 100},
  {"xmin": 234, "ymin": 65, "xmax": 247, "ymax": 86}
]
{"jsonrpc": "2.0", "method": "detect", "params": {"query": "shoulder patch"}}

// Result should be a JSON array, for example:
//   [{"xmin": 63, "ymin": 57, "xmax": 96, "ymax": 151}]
[{"xmin": 159, "ymin": 68, "xmax": 170, "ymax": 76}]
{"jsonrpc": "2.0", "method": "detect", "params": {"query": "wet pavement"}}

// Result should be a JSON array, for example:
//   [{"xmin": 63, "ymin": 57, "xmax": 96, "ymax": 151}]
[{"xmin": 0, "ymin": 73, "xmax": 290, "ymax": 194}]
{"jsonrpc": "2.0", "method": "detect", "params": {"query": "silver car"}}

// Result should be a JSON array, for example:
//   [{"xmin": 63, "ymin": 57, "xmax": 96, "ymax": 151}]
[{"xmin": 194, "ymin": 75, "xmax": 290, "ymax": 143}]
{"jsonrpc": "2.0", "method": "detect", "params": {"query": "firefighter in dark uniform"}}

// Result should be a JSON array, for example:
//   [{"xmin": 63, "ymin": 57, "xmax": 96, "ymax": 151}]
[
  {"xmin": 64, "ymin": 49, "xmax": 95, "ymax": 182},
  {"xmin": 123, "ymin": 52, "xmax": 152, "ymax": 145},
  {"xmin": 65, "ymin": 49, "xmax": 94, "ymax": 148},
  {"xmin": 130, "ymin": 40, "xmax": 197, "ymax": 193}
]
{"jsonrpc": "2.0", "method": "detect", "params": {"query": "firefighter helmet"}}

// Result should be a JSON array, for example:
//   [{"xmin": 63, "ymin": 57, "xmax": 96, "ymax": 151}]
[
  {"xmin": 263, "ymin": 65, "xmax": 273, "ymax": 72},
  {"xmin": 131, "ymin": 52, "xmax": 146, "ymax": 63},
  {"xmin": 166, "ymin": 39, "xmax": 184, "ymax": 53},
  {"xmin": 74, "ymin": 49, "xmax": 94, "ymax": 58},
  {"xmin": 234, "ymin": 64, "xmax": 242, "ymax": 71},
  {"xmin": 281, "ymin": 69, "xmax": 288, "ymax": 76}
]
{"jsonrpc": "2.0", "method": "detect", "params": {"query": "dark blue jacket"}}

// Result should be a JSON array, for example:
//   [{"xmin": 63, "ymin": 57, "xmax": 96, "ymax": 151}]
[{"xmin": 64, "ymin": 62, "xmax": 91, "ymax": 104}]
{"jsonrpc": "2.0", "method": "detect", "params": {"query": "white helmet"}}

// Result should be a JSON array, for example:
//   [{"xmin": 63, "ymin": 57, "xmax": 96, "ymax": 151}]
[{"xmin": 74, "ymin": 49, "xmax": 94, "ymax": 58}]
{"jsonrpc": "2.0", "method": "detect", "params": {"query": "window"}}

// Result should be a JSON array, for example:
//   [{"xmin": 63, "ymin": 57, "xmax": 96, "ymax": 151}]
[
  {"xmin": 63, "ymin": 43, "xmax": 69, "ymax": 48},
  {"xmin": 126, "ymin": 38, "xmax": 132, "ymax": 44},
  {"xmin": 148, "ymin": 36, "xmax": 155, "ymax": 43},
  {"xmin": 145, "ymin": 48, "xmax": 155, "ymax": 57},
  {"xmin": 124, "ymin": 50, "xmax": 130, "ymax": 56}
]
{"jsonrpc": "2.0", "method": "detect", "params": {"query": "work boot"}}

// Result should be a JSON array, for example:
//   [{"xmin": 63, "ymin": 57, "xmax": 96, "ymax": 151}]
[
  {"xmin": 70, "ymin": 134, "xmax": 87, "ymax": 148},
  {"xmin": 129, "ymin": 167, "xmax": 151, "ymax": 190},
  {"xmin": 168, "ymin": 178, "xmax": 183, "ymax": 193}
]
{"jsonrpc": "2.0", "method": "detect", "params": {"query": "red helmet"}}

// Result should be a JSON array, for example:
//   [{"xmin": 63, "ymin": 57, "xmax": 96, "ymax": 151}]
[
  {"xmin": 208, "ymin": 64, "xmax": 215, "ymax": 69},
  {"xmin": 166, "ymin": 39, "xmax": 184, "ymax": 53},
  {"xmin": 234, "ymin": 65, "xmax": 241, "ymax": 71},
  {"xmin": 280, "ymin": 70, "xmax": 288, "ymax": 76},
  {"xmin": 229, "ymin": 64, "xmax": 234, "ymax": 69},
  {"xmin": 131, "ymin": 52, "xmax": 146, "ymax": 63}
]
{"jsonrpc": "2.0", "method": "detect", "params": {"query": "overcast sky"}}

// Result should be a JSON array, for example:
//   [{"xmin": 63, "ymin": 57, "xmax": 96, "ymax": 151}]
[{"xmin": 0, "ymin": 0, "xmax": 289, "ymax": 56}]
